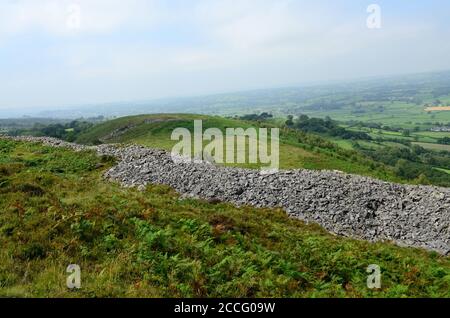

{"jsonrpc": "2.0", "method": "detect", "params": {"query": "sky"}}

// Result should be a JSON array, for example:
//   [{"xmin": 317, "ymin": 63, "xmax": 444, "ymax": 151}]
[{"xmin": 1, "ymin": 0, "xmax": 450, "ymax": 111}]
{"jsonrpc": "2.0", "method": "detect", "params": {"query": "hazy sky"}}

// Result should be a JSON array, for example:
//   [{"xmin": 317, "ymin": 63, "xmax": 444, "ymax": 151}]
[{"xmin": 1, "ymin": 0, "xmax": 450, "ymax": 110}]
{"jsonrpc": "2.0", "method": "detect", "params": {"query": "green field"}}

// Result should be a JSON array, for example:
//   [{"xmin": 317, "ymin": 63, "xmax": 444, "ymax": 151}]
[
  {"xmin": 343, "ymin": 126, "xmax": 446, "ymax": 144},
  {"xmin": 8, "ymin": 112, "xmax": 449, "ymax": 187},
  {"xmin": 73, "ymin": 113, "xmax": 450, "ymax": 186},
  {"xmin": 435, "ymin": 167, "xmax": 450, "ymax": 174},
  {"xmin": 413, "ymin": 142, "xmax": 450, "ymax": 152},
  {"xmin": 75, "ymin": 114, "xmax": 400, "ymax": 182},
  {"xmin": 1, "ymin": 139, "xmax": 449, "ymax": 297},
  {"xmin": 292, "ymin": 118, "xmax": 450, "ymax": 186},
  {"xmin": 305, "ymin": 104, "xmax": 450, "ymax": 128}
]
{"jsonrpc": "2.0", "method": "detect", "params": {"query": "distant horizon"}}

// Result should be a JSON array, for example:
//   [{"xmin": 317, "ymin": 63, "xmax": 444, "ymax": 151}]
[
  {"xmin": 2, "ymin": 1, "xmax": 450, "ymax": 112},
  {"xmin": 2, "ymin": 67, "xmax": 450, "ymax": 117}
]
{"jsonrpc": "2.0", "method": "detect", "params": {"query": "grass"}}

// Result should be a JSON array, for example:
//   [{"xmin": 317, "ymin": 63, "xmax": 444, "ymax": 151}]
[
  {"xmin": 435, "ymin": 167, "xmax": 450, "ymax": 175},
  {"xmin": 0, "ymin": 139, "xmax": 449, "ymax": 298},
  {"xmin": 333, "ymin": 125, "xmax": 450, "ymax": 155},
  {"xmin": 302, "ymin": 100, "xmax": 450, "ymax": 128},
  {"xmin": 345, "ymin": 126, "xmax": 443, "ymax": 144},
  {"xmin": 412, "ymin": 142, "xmax": 450, "ymax": 152},
  {"xmin": 416, "ymin": 131, "xmax": 450, "ymax": 139},
  {"xmin": 75, "ymin": 114, "xmax": 401, "ymax": 182}
]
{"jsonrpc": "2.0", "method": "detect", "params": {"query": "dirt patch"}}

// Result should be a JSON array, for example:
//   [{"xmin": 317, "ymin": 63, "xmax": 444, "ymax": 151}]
[{"xmin": 425, "ymin": 106, "xmax": 450, "ymax": 111}]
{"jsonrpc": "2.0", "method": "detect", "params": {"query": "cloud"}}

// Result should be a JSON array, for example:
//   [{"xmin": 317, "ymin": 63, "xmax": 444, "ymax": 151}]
[
  {"xmin": 196, "ymin": 0, "xmax": 317, "ymax": 50},
  {"xmin": 0, "ymin": 0, "xmax": 450, "ymax": 110},
  {"xmin": 0, "ymin": 0, "xmax": 160, "ymax": 37}
]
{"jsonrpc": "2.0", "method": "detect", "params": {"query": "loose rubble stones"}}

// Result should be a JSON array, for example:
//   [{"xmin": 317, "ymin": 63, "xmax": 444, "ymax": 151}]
[{"xmin": 4, "ymin": 136, "xmax": 449, "ymax": 254}]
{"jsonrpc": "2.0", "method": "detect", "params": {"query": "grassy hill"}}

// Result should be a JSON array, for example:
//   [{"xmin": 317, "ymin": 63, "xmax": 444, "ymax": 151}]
[
  {"xmin": 0, "ymin": 139, "xmax": 449, "ymax": 297},
  {"xmin": 75, "ymin": 114, "xmax": 401, "ymax": 182}
]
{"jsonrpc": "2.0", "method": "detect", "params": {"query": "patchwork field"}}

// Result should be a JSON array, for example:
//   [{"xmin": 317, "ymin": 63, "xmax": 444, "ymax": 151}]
[{"xmin": 413, "ymin": 142, "xmax": 450, "ymax": 152}]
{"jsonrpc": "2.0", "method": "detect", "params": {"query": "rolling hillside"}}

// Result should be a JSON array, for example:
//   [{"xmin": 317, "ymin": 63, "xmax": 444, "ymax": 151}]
[
  {"xmin": 1, "ymin": 138, "xmax": 449, "ymax": 297},
  {"xmin": 75, "ymin": 114, "xmax": 400, "ymax": 182},
  {"xmin": 17, "ymin": 71, "xmax": 450, "ymax": 127}
]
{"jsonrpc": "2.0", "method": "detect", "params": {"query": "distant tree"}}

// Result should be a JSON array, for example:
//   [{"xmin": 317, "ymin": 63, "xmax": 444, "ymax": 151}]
[
  {"xmin": 298, "ymin": 114, "xmax": 309, "ymax": 122},
  {"xmin": 438, "ymin": 137, "xmax": 450, "ymax": 145},
  {"xmin": 259, "ymin": 112, "xmax": 273, "ymax": 119},
  {"xmin": 239, "ymin": 113, "xmax": 273, "ymax": 121},
  {"xmin": 285, "ymin": 115, "xmax": 294, "ymax": 127}
]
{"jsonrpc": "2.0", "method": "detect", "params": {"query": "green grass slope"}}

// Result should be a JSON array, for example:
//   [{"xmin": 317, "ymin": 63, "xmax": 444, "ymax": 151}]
[
  {"xmin": 0, "ymin": 139, "xmax": 449, "ymax": 297},
  {"xmin": 76, "ymin": 114, "xmax": 401, "ymax": 182}
]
